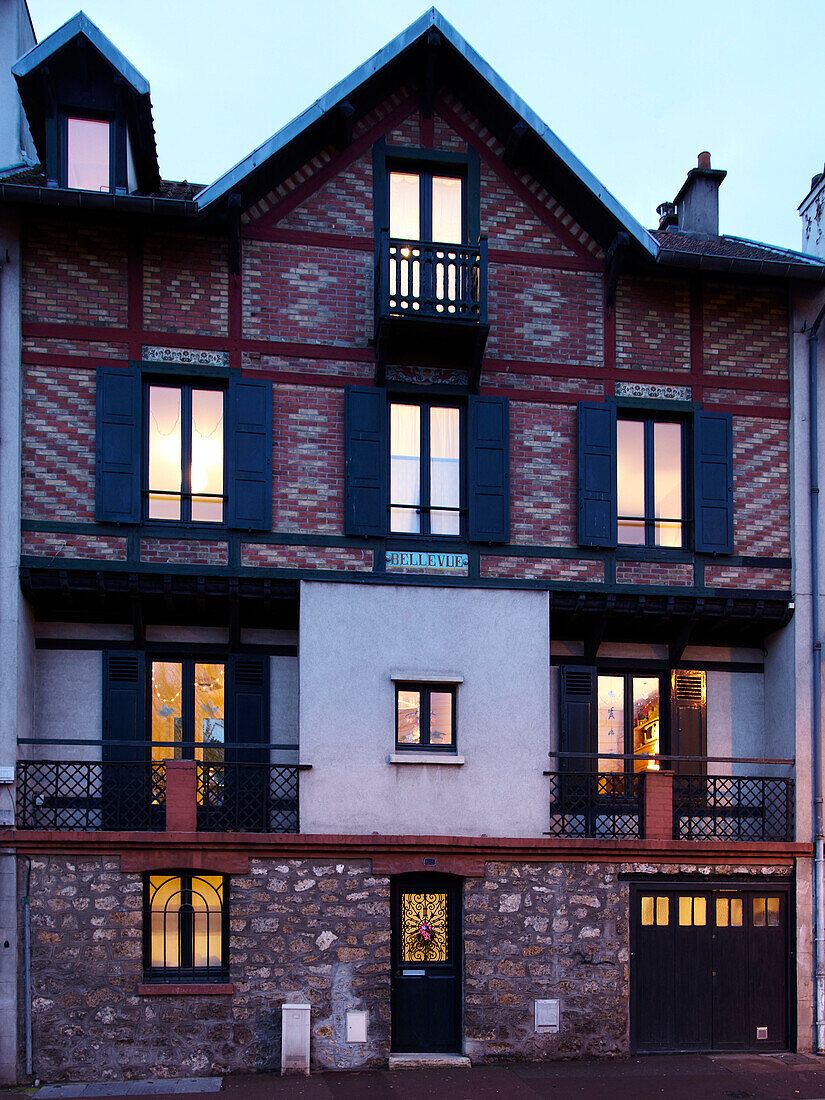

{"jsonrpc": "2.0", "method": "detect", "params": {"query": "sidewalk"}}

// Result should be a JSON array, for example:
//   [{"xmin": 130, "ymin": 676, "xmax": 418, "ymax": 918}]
[{"xmin": 6, "ymin": 1053, "xmax": 825, "ymax": 1100}]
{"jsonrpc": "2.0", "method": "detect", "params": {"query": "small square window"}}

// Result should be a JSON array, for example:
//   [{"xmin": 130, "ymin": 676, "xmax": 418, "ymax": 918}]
[
  {"xmin": 146, "ymin": 383, "xmax": 225, "ymax": 523},
  {"xmin": 66, "ymin": 116, "xmax": 111, "ymax": 192},
  {"xmin": 395, "ymin": 683, "xmax": 456, "ymax": 751},
  {"xmin": 143, "ymin": 873, "xmax": 228, "ymax": 983}
]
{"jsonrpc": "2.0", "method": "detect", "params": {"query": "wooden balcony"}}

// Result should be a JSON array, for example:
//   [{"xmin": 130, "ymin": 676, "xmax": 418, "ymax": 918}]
[{"xmin": 374, "ymin": 230, "xmax": 489, "ymax": 385}]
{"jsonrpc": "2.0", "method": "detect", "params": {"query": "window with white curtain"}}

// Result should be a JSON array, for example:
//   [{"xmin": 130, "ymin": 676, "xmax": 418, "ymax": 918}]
[{"xmin": 390, "ymin": 400, "xmax": 463, "ymax": 536}]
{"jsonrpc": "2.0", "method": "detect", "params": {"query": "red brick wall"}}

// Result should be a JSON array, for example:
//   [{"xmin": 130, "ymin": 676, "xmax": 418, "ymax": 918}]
[
  {"xmin": 615, "ymin": 276, "xmax": 691, "ymax": 372},
  {"xmin": 703, "ymin": 282, "xmax": 787, "ymax": 379},
  {"xmin": 143, "ymin": 232, "xmax": 229, "ymax": 335},
  {"xmin": 277, "ymin": 154, "xmax": 373, "ymax": 235},
  {"xmin": 22, "ymin": 365, "xmax": 95, "ymax": 521},
  {"xmin": 732, "ymin": 418, "xmax": 790, "ymax": 556},
  {"xmin": 481, "ymin": 556, "xmax": 604, "ymax": 582},
  {"xmin": 510, "ymin": 404, "xmax": 577, "ymax": 547},
  {"xmin": 22, "ymin": 215, "xmax": 128, "ymax": 326},
  {"xmin": 272, "ymin": 386, "xmax": 344, "ymax": 533},
  {"xmin": 140, "ymin": 540, "xmax": 229, "ymax": 566},
  {"xmin": 705, "ymin": 565, "xmax": 791, "ymax": 591},
  {"xmin": 480, "ymin": 164, "xmax": 575, "ymax": 256},
  {"xmin": 21, "ymin": 533, "xmax": 127, "ymax": 561},
  {"xmin": 616, "ymin": 561, "xmax": 693, "ymax": 587},
  {"xmin": 241, "ymin": 545, "xmax": 372, "ymax": 571}
]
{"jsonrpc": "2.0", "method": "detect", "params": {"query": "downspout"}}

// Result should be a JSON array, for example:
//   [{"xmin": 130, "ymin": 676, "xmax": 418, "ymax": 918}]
[
  {"xmin": 22, "ymin": 857, "xmax": 32, "ymax": 1077},
  {"xmin": 808, "ymin": 302, "xmax": 825, "ymax": 1053}
]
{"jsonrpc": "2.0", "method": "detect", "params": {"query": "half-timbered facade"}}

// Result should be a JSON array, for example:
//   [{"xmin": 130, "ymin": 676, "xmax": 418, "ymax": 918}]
[{"xmin": 0, "ymin": 6, "xmax": 821, "ymax": 1082}]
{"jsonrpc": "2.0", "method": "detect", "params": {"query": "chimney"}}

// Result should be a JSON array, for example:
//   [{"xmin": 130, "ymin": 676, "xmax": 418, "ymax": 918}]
[
  {"xmin": 670, "ymin": 152, "xmax": 727, "ymax": 236},
  {"xmin": 800, "ymin": 163, "xmax": 825, "ymax": 257}
]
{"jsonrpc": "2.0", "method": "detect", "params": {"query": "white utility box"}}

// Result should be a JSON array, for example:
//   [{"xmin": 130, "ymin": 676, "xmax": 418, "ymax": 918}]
[
  {"xmin": 0, "ymin": 766, "xmax": 15, "ymax": 783},
  {"xmin": 535, "ymin": 998, "xmax": 560, "ymax": 1033},
  {"xmin": 281, "ymin": 1002, "xmax": 311, "ymax": 1075},
  {"xmin": 346, "ymin": 1009, "xmax": 368, "ymax": 1043}
]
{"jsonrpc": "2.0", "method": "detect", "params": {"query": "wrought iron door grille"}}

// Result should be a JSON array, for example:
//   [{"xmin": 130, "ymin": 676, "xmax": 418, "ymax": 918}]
[
  {"xmin": 673, "ymin": 775, "xmax": 794, "ymax": 841},
  {"xmin": 547, "ymin": 771, "xmax": 643, "ymax": 838},
  {"xmin": 15, "ymin": 760, "xmax": 164, "ymax": 831},
  {"xmin": 196, "ymin": 762, "xmax": 299, "ymax": 833}
]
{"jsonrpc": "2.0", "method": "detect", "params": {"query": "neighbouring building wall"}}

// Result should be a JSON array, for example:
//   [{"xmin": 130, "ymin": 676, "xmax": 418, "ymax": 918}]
[
  {"xmin": 0, "ymin": 0, "xmax": 35, "ymax": 171},
  {"xmin": 299, "ymin": 581, "xmax": 550, "ymax": 838}
]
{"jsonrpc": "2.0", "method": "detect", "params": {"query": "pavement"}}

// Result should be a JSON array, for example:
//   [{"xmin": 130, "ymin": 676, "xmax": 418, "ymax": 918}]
[{"xmin": 7, "ymin": 1054, "xmax": 825, "ymax": 1100}]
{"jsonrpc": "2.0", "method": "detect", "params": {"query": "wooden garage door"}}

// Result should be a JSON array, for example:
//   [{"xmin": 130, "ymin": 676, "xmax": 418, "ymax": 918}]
[{"xmin": 630, "ymin": 885, "xmax": 789, "ymax": 1052}]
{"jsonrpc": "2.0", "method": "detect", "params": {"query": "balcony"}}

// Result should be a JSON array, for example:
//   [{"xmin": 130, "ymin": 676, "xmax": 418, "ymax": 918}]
[
  {"xmin": 374, "ymin": 231, "xmax": 489, "ymax": 383},
  {"xmin": 14, "ymin": 758, "xmax": 303, "ymax": 833},
  {"xmin": 547, "ymin": 756, "xmax": 795, "ymax": 842}
]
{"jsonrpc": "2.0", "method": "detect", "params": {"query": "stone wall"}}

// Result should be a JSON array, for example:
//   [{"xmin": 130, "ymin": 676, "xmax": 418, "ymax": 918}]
[{"xmin": 23, "ymin": 855, "xmax": 793, "ymax": 1082}]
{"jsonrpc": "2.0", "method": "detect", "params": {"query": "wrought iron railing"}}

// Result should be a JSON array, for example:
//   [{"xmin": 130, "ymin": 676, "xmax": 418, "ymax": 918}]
[
  {"xmin": 376, "ymin": 231, "xmax": 488, "ymax": 323},
  {"xmin": 15, "ymin": 760, "xmax": 165, "ymax": 831},
  {"xmin": 547, "ymin": 771, "xmax": 644, "ymax": 839},
  {"xmin": 673, "ymin": 775, "xmax": 794, "ymax": 842},
  {"xmin": 197, "ymin": 762, "xmax": 299, "ymax": 833}
]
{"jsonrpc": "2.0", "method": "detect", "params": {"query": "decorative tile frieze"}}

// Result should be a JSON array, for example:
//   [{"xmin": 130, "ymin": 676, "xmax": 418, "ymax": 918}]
[
  {"xmin": 385, "ymin": 365, "xmax": 468, "ymax": 386},
  {"xmin": 141, "ymin": 346, "xmax": 230, "ymax": 368},
  {"xmin": 615, "ymin": 382, "xmax": 691, "ymax": 401}
]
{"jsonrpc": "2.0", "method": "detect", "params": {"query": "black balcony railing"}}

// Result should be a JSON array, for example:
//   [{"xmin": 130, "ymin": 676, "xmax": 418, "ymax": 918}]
[
  {"xmin": 197, "ymin": 762, "xmax": 299, "ymax": 833},
  {"xmin": 376, "ymin": 231, "xmax": 488, "ymax": 324},
  {"xmin": 15, "ymin": 760, "xmax": 165, "ymax": 831},
  {"xmin": 547, "ymin": 771, "xmax": 644, "ymax": 839},
  {"xmin": 673, "ymin": 775, "xmax": 795, "ymax": 842}
]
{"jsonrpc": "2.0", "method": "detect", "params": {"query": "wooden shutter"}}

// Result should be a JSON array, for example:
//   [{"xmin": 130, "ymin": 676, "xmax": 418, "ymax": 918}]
[
  {"xmin": 227, "ymin": 656, "xmax": 270, "ymax": 764},
  {"xmin": 95, "ymin": 366, "xmax": 141, "ymax": 523},
  {"xmin": 468, "ymin": 395, "xmax": 510, "ymax": 543},
  {"xmin": 694, "ymin": 412, "xmax": 733, "ymax": 553},
  {"xmin": 227, "ymin": 375, "xmax": 273, "ymax": 530},
  {"xmin": 670, "ymin": 670, "xmax": 707, "ymax": 775},
  {"xmin": 577, "ymin": 402, "xmax": 617, "ymax": 547},
  {"xmin": 559, "ymin": 666, "xmax": 596, "ymax": 773},
  {"xmin": 344, "ymin": 386, "xmax": 387, "ymax": 536},
  {"xmin": 102, "ymin": 651, "xmax": 145, "ymax": 762}
]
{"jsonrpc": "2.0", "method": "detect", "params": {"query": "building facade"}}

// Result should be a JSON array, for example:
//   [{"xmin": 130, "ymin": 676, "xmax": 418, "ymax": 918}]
[{"xmin": 0, "ymin": 7, "xmax": 822, "ymax": 1082}]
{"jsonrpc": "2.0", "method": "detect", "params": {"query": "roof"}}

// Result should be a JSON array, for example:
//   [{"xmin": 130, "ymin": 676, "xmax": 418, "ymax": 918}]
[
  {"xmin": 654, "ymin": 228, "xmax": 825, "ymax": 278},
  {"xmin": 11, "ymin": 10, "xmax": 149, "ymax": 96},
  {"xmin": 195, "ymin": 7, "xmax": 657, "ymax": 260},
  {"xmin": 0, "ymin": 163, "xmax": 202, "ymax": 201}
]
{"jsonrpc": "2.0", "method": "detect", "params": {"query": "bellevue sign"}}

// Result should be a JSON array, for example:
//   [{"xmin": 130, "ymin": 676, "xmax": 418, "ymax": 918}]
[{"xmin": 386, "ymin": 550, "xmax": 469, "ymax": 572}]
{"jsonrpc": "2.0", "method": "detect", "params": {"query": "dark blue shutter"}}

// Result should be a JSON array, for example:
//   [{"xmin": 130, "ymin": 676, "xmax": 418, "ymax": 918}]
[
  {"xmin": 344, "ymin": 386, "xmax": 387, "ymax": 536},
  {"xmin": 559, "ymin": 666, "xmax": 596, "ymax": 773},
  {"xmin": 694, "ymin": 412, "xmax": 733, "ymax": 553},
  {"xmin": 95, "ymin": 366, "xmax": 141, "ymax": 523},
  {"xmin": 227, "ymin": 376, "xmax": 273, "ymax": 530},
  {"xmin": 102, "ymin": 651, "xmax": 147, "ymax": 829},
  {"xmin": 577, "ymin": 402, "xmax": 617, "ymax": 547},
  {"xmin": 227, "ymin": 656, "xmax": 272, "ymax": 831},
  {"xmin": 670, "ymin": 670, "xmax": 706, "ymax": 776},
  {"xmin": 468, "ymin": 396, "xmax": 510, "ymax": 543}
]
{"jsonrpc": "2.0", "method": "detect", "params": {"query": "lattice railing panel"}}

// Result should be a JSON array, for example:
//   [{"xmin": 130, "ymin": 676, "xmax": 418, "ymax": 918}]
[
  {"xmin": 197, "ymin": 763, "xmax": 299, "ymax": 833},
  {"xmin": 547, "ymin": 771, "xmax": 643, "ymax": 839},
  {"xmin": 673, "ymin": 775, "xmax": 794, "ymax": 842},
  {"xmin": 16, "ymin": 761, "xmax": 164, "ymax": 831}
]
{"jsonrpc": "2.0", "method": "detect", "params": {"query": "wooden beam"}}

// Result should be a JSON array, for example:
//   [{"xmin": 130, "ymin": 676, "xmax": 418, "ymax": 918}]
[
  {"xmin": 331, "ymin": 100, "xmax": 355, "ymax": 151},
  {"xmin": 227, "ymin": 193, "xmax": 241, "ymax": 276},
  {"xmin": 503, "ymin": 121, "xmax": 528, "ymax": 169},
  {"xmin": 419, "ymin": 27, "xmax": 440, "ymax": 118},
  {"xmin": 604, "ymin": 231, "xmax": 629, "ymax": 310}
]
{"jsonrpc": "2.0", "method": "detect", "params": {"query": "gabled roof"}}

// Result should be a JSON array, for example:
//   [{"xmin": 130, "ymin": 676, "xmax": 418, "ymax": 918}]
[
  {"xmin": 12, "ymin": 10, "xmax": 149, "ymax": 95},
  {"xmin": 196, "ymin": 7, "xmax": 658, "ymax": 261}
]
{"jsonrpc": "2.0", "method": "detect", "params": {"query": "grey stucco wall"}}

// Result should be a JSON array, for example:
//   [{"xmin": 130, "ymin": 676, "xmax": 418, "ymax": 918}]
[
  {"xmin": 298, "ymin": 581, "xmax": 550, "ymax": 837},
  {"xmin": 30, "ymin": 651, "xmax": 102, "ymax": 762},
  {"xmin": 271, "ymin": 656, "xmax": 298, "ymax": 765}
]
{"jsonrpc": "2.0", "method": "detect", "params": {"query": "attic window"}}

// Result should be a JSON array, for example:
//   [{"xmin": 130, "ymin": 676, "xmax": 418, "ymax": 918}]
[{"xmin": 67, "ymin": 117, "xmax": 111, "ymax": 192}]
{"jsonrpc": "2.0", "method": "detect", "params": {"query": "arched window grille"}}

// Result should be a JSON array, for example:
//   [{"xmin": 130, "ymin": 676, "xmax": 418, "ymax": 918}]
[{"xmin": 143, "ymin": 873, "xmax": 228, "ymax": 982}]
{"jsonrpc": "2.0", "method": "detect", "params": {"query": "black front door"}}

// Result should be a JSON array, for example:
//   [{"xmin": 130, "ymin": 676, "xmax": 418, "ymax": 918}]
[{"xmin": 392, "ymin": 875, "xmax": 462, "ymax": 1053}]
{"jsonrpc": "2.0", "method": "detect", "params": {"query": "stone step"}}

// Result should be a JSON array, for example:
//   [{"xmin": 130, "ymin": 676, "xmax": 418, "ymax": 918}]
[{"xmin": 388, "ymin": 1053, "xmax": 472, "ymax": 1071}]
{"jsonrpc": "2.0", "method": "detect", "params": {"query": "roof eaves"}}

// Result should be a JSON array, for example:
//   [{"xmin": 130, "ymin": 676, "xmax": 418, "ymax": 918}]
[
  {"xmin": 656, "ymin": 247, "xmax": 825, "ymax": 281},
  {"xmin": 12, "ymin": 10, "xmax": 150, "ymax": 97},
  {"xmin": 195, "ymin": 7, "xmax": 659, "ymax": 260}
]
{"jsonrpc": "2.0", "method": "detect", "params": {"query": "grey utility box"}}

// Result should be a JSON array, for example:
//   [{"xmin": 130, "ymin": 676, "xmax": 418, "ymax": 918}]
[{"xmin": 281, "ymin": 1002, "xmax": 311, "ymax": 1075}]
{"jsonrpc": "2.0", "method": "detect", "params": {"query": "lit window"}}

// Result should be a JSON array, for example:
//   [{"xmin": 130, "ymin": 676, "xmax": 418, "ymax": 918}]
[
  {"xmin": 147, "ymin": 384, "xmax": 225, "ymax": 522},
  {"xmin": 396, "ymin": 684, "xmax": 456, "ymax": 752},
  {"xmin": 617, "ymin": 418, "xmax": 683, "ymax": 547},
  {"xmin": 390, "ymin": 401, "xmax": 462, "ymax": 535},
  {"xmin": 150, "ymin": 660, "xmax": 225, "ymax": 769},
  {"xmin": 144, "ymin": 874, "xmax": 227, "ymax": 983},
  {"xmin": 597, "ymin": 673, "xmax": 661, "ymax": 773},
  {"xmin": 67, "ymin": 117, "xmax": 111, "ymax": 192}
]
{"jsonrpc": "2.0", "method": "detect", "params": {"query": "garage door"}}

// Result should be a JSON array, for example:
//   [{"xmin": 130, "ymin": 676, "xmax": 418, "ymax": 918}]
[{"xmin": 630, "ymin": 884, "xmax": 790, "ymax": 1052}]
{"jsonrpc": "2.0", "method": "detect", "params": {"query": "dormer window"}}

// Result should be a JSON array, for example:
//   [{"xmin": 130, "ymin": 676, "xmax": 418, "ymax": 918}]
[{"xmin": 66, "ymin": 116, "xmax": 111, "ymax": 192}]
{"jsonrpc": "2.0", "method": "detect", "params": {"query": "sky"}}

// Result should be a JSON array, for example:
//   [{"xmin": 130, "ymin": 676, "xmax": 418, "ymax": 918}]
[{"xmin": 21, "ymin": 0, "xmax": 825, "ymax": 251}]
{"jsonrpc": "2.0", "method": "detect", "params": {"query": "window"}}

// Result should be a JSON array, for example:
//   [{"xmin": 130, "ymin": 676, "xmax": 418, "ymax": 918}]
[
  {"xmin": 597, "ymin": 672, "xmax": 662, "ymax": 772},
  {"xmin": 146, "ymin": 383, "xmax": 225, "ymax": 523},
  {"xmin": 66, "ymin": 116, "xmax": 111, "ymax": 192},
  {"xmin": 344, "ymin": 387, "xmax": 509, "ymax": 542},
  {"xmin": 150, "ymin": 660, "xmax": 225, "ymax": 769},
  {"xmin": 390, "ymin": 168, "xmax": 464, "ymax": 243},
  {"xmin": 577, "ymin": 402, "xmax": 733, "ymax": 554},
  {"xmin": 559, "ymin": 667, "xmax": 706, "ymax": 774},
  {"xmin": 617, "ymin": 418, "xmax": 684, "ymax": 547},
  {"xmin": 96, "ymin": 365, "xmax": 272, "ymax": 529},
  {"xmin": 390, "ymin": 400, "xmax": 463, "ymax": 536},
  {"xmin": 396, "ymin": 683, "xmax": 456, "ymax": 752},
  {"xmin": 143, "ymin": 873, "xmax": 228, "ymax": 983}
]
